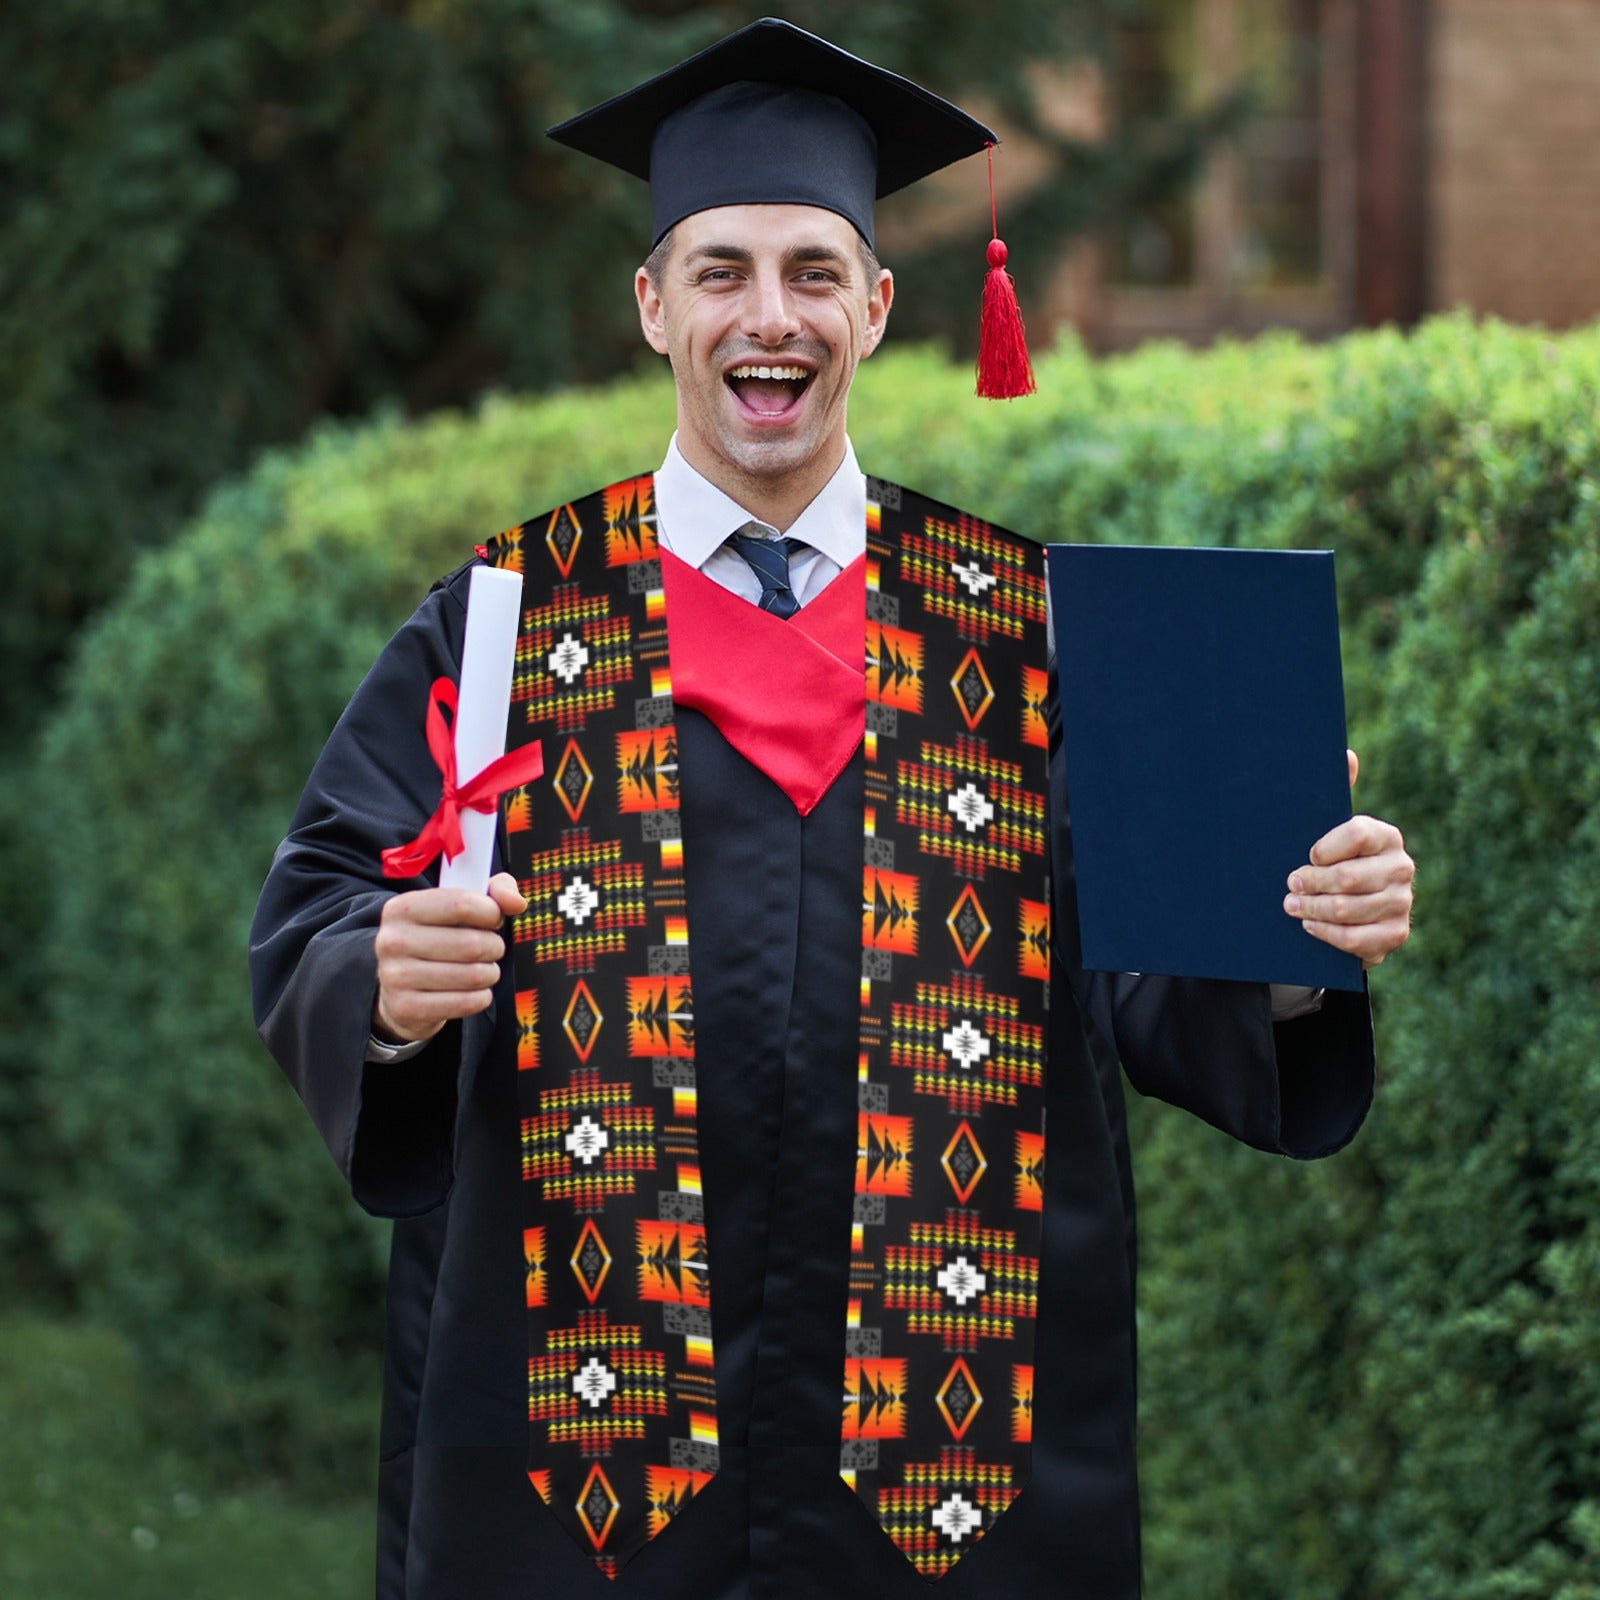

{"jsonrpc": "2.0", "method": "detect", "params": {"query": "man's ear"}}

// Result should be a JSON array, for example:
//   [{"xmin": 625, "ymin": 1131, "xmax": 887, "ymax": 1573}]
[
  {"xmin": 636, "ymin": 267, "xmax": 670, "ymax": 355},
  {"xmin": 862, "ymin": 268, "xmax": 894, "ymax": 358}
]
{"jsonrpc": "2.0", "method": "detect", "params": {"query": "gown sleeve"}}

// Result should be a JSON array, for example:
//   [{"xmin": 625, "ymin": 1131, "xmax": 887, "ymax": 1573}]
[
  {"xmin": 249, "ymin": 563, "xmax": 499, "ymax": 1216},
  {"xmin": 1046, "ymin": 669, "xmax": 1375, "ymax": 1161}
]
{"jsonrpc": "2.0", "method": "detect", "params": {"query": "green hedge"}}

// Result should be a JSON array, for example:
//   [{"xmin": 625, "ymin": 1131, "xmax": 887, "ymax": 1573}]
[
  {"xmin": 32, "ymin": 379, "xmax": 675, "ymax": 1479},
  {"xmin": 1116, "ymin": 325, "xmax": 1600, "ymax": 1600},
  {"xmin": 32, "ymin": 318, "xmax": 1600, "ymax": 1597}
]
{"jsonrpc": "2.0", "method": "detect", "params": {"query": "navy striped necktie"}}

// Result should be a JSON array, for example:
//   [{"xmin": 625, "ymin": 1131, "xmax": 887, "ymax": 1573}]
[{"xmin": 726, "ymin": 524, "xmax": 806, "ymax": 619}]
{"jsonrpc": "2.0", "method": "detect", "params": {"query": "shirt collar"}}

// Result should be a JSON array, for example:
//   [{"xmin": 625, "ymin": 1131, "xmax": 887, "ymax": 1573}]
[{"xmin": 653, "ymin": 434, "xmax": 866, "ymax": 570}]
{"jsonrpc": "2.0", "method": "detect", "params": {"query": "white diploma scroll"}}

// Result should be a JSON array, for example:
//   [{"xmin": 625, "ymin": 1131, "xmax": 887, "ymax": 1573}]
[{"xmin": 438, "ymin": 564, "xmax": 525, "ymax": 892}]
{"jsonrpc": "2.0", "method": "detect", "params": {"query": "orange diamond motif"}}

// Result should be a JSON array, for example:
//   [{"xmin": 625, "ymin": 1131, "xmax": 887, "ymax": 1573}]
[
  {"xmin": 935, "ymin": 1357, "xmax": 985, "ymax": 1441},
  {"xmin": 576, "ymin": 1462, "xmax": 620, "ymax": 1551},
  {"xmin": 941, "ymin": 1120, "xmax": 988, "ymax": 1205},
  {"xmin": 950, "ymin": 647, "xmax": 995, "ymax": 732},
  {"xmin": 552, "ymin": 738, "xmax": 594, "ymax": 822},
  {"xmin": 570, "ymin": 1218, "xmax": 612, "ymax": 1305},
  {"xmin": 562, "ymin": 980, "xmax": 604, "ymax": 1063},
  {"xmin": 946, "ymin": 884, "xmax": 992, "ymax": 968},
  {"xmin": 545, "ymin": 503, "xmax": 583, "ymax": 577}
]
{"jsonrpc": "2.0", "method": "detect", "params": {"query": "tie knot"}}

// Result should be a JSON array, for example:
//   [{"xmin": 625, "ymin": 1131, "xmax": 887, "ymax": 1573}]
[{"xmin": 727, "ymin": 525, "xmax": 807, "ymax": 618}]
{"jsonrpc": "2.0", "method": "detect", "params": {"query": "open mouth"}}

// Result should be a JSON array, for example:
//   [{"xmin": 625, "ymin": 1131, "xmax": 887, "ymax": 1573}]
[{"xmin": 725, "ymin": 363, "xmax": 812, "ymax": 417}]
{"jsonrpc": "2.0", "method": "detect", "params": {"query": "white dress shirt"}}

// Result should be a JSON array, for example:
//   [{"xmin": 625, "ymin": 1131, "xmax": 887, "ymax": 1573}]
[{"xmin": 652, "ymin": 433, "xmax": 865, "ymax": 603}]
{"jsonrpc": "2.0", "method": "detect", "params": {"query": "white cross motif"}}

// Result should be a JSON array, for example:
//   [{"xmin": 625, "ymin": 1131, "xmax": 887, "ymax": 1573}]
[
  {"xmin": 941, "ymin": 1019, "xmax": 991, "ymax": 1071},
  {"xmin": 564, "ymin": 1114, "xmax": 610, "ymax": 1166},
  {"xmin": 572, "ymin": 1356, "xmax": 618, "ymax": 1409},
  {"xmin": 946, "ymin": 782, "xmax": 995, "ymax": 833},
  {"xmin": 558, "ymin": 874, "xmax": 599, "ymax": 925},
  {"xmin": 548, "ymin": 631, "xmax": 590, "ymax": 684},
  {"xmin": 936, "ymin": 1255, "xmax": 988, "ymax": 1306},
  {"xmin": 950, "ymin": 560, "xmax": 997, "ymax": 598},
  {"xmin": 931, "ymin": 1491, "xmax": 983, "ymax": 1544}
]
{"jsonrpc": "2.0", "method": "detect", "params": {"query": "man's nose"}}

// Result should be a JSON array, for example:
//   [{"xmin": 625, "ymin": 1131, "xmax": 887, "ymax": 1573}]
[{"xmin": 745, "ymin": 272, "xmax": 801, "ymax": 346}]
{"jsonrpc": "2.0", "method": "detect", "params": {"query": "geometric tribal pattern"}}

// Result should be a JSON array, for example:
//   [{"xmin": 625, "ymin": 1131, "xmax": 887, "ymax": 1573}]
[
  {"xmin": 487, "ymin": 476, "xmax": 717, "ymax": 1580},
  {"xmin": 487, "ymin": 473, "xmax": 1052, "ymax": 1581},
  {"xmin": 847, "ymin": 480, "xmax": 1051, "ymax": 1578}
]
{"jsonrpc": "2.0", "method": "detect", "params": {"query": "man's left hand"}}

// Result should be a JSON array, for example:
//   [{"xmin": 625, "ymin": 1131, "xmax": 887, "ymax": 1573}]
[{"xmin": 1284, "ymin": 750, "xmax": 1415, "ymax": 968}]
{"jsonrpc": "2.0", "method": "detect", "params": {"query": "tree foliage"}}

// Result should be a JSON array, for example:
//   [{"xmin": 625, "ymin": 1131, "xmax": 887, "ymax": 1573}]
[{"xmin": 1, "ymin": 0, "xmax": 1175, "ymax": 745}]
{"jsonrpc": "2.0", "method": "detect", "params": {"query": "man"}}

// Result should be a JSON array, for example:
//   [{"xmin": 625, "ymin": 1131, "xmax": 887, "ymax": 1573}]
[{"xmin": 250, "ymin": 20, "xmax": 1413, "ymax": 1600}]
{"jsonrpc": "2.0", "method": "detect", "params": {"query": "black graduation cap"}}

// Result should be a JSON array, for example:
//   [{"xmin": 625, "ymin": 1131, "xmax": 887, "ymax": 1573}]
[{"xmin": 547, "ymin": 16, "xmax": 998, "ymax": 249}]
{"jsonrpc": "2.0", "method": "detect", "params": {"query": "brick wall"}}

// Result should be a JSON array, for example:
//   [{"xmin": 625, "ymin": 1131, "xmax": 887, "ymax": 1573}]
[{"xmin": 1431, "ymin": 0, "xmax": 1600, "ymax": 327}]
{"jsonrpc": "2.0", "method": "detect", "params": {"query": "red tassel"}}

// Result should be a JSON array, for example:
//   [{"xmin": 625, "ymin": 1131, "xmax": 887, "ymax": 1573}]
[
  {"xmin": 977, "ymin": 238, "xmax": 1036, "ymax": 399},
  {"xmin": 976, "ymin": 146, "xmax": 1035, "ymax": 400}
]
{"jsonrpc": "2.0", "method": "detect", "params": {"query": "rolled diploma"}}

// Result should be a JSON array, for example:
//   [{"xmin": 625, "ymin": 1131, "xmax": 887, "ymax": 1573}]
[{"xmin": 439, "ymin": 564, "xmax": 525, "ymax": 892}]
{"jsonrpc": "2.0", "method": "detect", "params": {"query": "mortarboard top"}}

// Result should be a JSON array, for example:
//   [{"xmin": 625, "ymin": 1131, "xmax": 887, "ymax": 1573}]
[{"xmin": 547, "ymin": 16, "xmax": 998, "ymax": 248}]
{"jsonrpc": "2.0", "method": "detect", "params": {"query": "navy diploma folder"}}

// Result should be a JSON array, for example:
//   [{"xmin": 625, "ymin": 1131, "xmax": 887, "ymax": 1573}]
[{"xmin": 1047, "ymin": 543, "xmax": 1364, "ymax": 993}]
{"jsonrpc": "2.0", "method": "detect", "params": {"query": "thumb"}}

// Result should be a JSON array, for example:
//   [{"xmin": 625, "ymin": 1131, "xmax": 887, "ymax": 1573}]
[
  {"xmin": 487, "ymin": 870, "xmax": 527, "ymax": 917},
  {"xmin": 1347, "ymin": 748, "xmax": 1360, "ymax": 791}
]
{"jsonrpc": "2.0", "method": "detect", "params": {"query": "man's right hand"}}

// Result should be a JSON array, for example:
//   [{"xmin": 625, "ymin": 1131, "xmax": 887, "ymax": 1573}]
[{"xmin": 372, "ymin": 871, "xmax": 527, "ymax": 1045}]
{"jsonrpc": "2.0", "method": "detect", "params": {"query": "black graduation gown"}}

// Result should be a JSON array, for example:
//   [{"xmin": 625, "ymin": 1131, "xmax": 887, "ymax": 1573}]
[{"xmin": 250, "ymin": 559, "xmax": 1374, "ymax": 1600}]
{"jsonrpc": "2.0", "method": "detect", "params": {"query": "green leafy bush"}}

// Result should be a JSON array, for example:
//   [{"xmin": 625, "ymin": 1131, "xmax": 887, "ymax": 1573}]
[
  {"xmin": 1119, "ymin": 323, "xmax": 1600, "ymax": 1600},
  {"xmin": 33, "ymin": 378, "xmax": 674, "ymax": 1479},
  {"xmin": 33, "ymin": 317, "xmax": 1600, "ymax": 1600}
]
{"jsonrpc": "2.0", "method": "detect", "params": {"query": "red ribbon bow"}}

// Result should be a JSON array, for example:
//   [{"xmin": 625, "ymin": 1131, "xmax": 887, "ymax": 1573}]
[{"xmin": 381, "ymin": 677, "xmax": 544, "ymax": 879}]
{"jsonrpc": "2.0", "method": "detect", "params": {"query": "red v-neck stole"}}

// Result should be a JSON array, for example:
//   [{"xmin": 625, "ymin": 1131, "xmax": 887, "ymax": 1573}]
[{"xmin": 660, "ymin": 550, "xmax": 866, "ymax": 815}]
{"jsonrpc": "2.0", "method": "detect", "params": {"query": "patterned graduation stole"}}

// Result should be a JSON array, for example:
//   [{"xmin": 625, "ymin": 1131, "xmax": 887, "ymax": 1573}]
[
  {"xmin": 483, "ymin": 474, "xmax": 1050, "ymax": 1581},
  {"xmin": 847, "ymin": 479, "xmax": 1050, "ymax": 1576}
]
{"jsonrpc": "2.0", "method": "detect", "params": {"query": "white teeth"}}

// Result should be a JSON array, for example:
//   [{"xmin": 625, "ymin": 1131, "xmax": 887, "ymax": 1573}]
[{"xmin": 728, "ymin": 364, "xmax": 808, "ymax": 381}]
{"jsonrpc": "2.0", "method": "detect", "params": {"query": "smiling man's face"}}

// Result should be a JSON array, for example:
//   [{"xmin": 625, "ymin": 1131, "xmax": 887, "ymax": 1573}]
[{"xmin": 636, "ymin": 204, "xmax": 893, "ymax": 527}]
